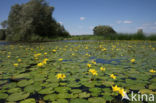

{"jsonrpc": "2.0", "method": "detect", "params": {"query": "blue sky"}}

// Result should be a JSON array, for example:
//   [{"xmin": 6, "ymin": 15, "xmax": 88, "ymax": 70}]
[{"xmin": 0, "ymin": 0, "xmax": 156, "ymax": 35}]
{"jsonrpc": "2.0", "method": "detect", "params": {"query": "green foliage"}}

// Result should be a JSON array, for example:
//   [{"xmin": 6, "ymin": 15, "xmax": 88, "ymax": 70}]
[
  {"xmin": 0, "ymin": 29, "xmax": 6, "ymax": 40},
  {"xmin": 137, "ymin": 29, "xmax": 143, "ymax": 34},
  {"xmin": 0, "ymin": 20, "xmax": 8, "ymax": 29},
  {"xmin": 93, "ymin": 25, "xmax": 116, "ymax": 36},
  {"xmin": 147, "ymin": 34, "xmax": 156, "ymax": 40},
  {"xmin": 7, "ymin": 0, "xmax": 70, "ymax": 41},
  {"xmin": 67, "ymin": 33, "xmax": 156, "ymax": 40}
]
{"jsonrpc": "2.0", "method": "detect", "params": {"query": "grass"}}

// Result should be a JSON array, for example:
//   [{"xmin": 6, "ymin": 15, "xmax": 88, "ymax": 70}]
[
  {"xmin": 0, "ymin": 40, "xmax": 156, "ymax": 102},
  {"xmin": 65, "ymin": 33, "xmax": 156, "ymax": 41}
]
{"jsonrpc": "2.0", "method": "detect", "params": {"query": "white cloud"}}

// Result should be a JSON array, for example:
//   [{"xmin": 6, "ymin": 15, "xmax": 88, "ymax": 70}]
[
  {"xmin": 80, "ymin": 17, "xmax": 85, "ymax": 21},
  {"xmin": 116, "ymin": 20, "xmax": 133, "ymax": 24},
  {"xmin": 123, "ymin": 20, "xmax": 133, "ymax": 24}
]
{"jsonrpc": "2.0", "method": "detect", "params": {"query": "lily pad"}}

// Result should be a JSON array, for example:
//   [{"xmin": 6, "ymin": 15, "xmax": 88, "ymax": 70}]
[
  {"xmin": 53, "ymin": 99, "xmax": 68, "ymax": 103},
  {"xmin": 0, "ymin": 92, "xmax": 8, "ymax": 99},
  {"xmin": 54, "ymin": 87, "xmax": 71, "ymax": 93},
  {"xmin": 43, "ymin": 94, "xmax": 58, "ymax": 101},
  {"xmin": 57, "ymin": 93, "xmax": 71, "ymax": 99},
  {"xmin": 79, "ymin": 92, "xmax": 90, "ymax": 98},
  {"xmin": 20, "ymin": 98, "xmax": 36, "ymax": 103},
  {"xmin": 70, "ymin": 99, "xmax": 91, "ymax": 103},
  {"xmin": 71, "ymin": 89, "xmax": 82, "ymax": 94},
  {"xmin": 149, "ymin": 83, "xmax": 156, "ymax": 90},
  {"xmin": 88, "ymin": 97, "xmax": 106, "ymax": 103},
  {"xmin": 24, "ymin": 84, "xmax": 41, "ymax": 93},
  {"xmin": 7, "ymin": 92, "xmax": 30, "ymax": 102},
  {"xmin": 13, "ymin": 73, "xmax": 30, "ymax": 79},
  {"xmin": 8, "ymin": 88, "xmax": 21, "ymax": 93},
  {"xmin": 17, "ymin": 79, "xmax": 33, "ymax": 87},
  {"xmin": 39, "ymin": 87, "xmax": 54, "ymax": 94},
  {"xmin": 139, "ymin": 89, "xmax": 156, "ymax": 94}
]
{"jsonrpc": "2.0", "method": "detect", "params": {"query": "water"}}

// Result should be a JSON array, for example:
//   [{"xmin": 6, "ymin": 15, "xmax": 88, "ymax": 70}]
[
  {"xmin": 61, "ymin": 40, "xmax": 96, "ymax": 42},
  {"xmin": 0, "ymin": 41, "xmax": 10, "ymax": 45},
  {"xmin": 63, "ymin": 57, "xmax": 122, "ymax": 65}
]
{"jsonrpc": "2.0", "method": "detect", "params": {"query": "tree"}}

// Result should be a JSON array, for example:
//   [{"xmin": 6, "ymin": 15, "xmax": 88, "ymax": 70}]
[
  {"xmin": 137, "ymin": 29, "xmax": 143, "ymax": 34},
  {"xmin": 1, "ymin": 20, "xmax": 8, "ymax": 29},
  {"xmin": 93, "ymin": 25, "xmax": 116, "ymax": 36},
  {"xmin": 0, "ymin": 29, "xmax": 6, "ymax": 40},
  {"xmin": 0, "ymin": 20, "xmax": 8, "ymax": 40},
  {"xmin": 7, "ymin": 0, "xmax": 70, "ymax": 41}
]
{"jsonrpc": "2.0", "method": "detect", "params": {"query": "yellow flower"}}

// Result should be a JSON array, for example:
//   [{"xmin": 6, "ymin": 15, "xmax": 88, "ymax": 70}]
[
  {"xmin": 130, "ymin": 59, "xmax": 135, "ymax": 63},
  {"xmin": 89, "ymin": 69, "xmax": 98, "ymax": 76},
  {"xmin": 42, "ymin": 58, "xmax": 48, "ymax": 64},
  {"xmin": 87, "ymin": 64, "xmax": 92, "ymax": 68},
  {"xmin": 56, "ymin": 73, "xmax": 66, "ymax": 80},
  {"xmin": 34, "ymin": 53, "xmax": 41, "ymax": 57},
  {"xmin": 37, "ymin": 62, "xmax": 44, "ymax": 67},
  {"xmin": 13, "ymin": 63, "xmax": 18, "ymax": 67},
  {"xmin": 72, "ymin": 53, "xmax": 75, "ymax": 56},
  {"xmin": 112, "ymin": 85, "xmax": 120, "ymax": 92},
  {"xmin": 100, "ymin": 67, "xmax": 106, "ymax": 71},
  {"xmin": 42, "ymin": 60, "xmax": 47, "ymax": 65},
  {"xmin": 44, "ymin": 52, "xmax": 47, "ymax": 55},
  {"xmin": 99, "ymin": 45, "xmax": 102, "ymax": 48},
  {"xmin": 59, "ymin": 58, "xmax": 63, "ymax": 61},
  {"xmin": 149, "ymin": 69, "xmax": 156, "ymax": 73},
  {"xmin": 110, "ymin": 74, "xmax": 116, "ymax": 79},
  {"xmin": 152, "ymin": 48, "xmax": 155, "ymax": 51},
  {"xmin": 8, "ymin": 56, "xmax": 10, "ymax": 58},
  {"xmin": 52, "ymin": 49, "xmax": 56, "ymax": 53},
  {"xmin": 102, "ymin": 48, "xmax": 107, "ymax": 51},
  {"xmin": 44, "ymin": 58, "xmax": 48, "ymax": 61},
  {"xmin": 119, "ymin": 88, "xmax": 126, "ymax": 97},
  {"xmin": 85, "ymin": 53, "xmax": 90, "ymax": 56},
  {"xmin": 91, "ymin": 60, "xmax": 96, "ymax": 64},
  {"xmin": 17, "ymin": 59, "xmax": 21, "ymax": 62}
]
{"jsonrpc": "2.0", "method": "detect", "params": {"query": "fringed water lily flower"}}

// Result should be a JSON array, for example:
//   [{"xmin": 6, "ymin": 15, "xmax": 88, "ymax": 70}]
[
  {"xmin": 110, "ymin": 74, "xmax": 116, "ymax": 79},
  {"xmin": 56, "ymin": 73, "xmax": 66, "ymax": 80},
  {"xmin": 87, "ymin": 63, "xmax": 91, "ymax": 68},
  {"xmin": 100, "ymin": 67, "xmax": 106, "ymax": 71},
  {"xmin": 130, "ymin": 58, "xmax": 135, "ymax": 63},
  {"xmin": 89, "ymin": 69, "xmax": 98, "ymax": 76},
  {"xmin": 149, "ymin": 69, "xmax": 156, "ymax": 73},
  {"xmin": 13, "ymin": 63, "xmax": 19, "ymax": 67}
]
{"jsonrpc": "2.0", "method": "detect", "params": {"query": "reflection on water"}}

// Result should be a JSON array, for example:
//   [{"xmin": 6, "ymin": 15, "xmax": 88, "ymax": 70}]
[
  {"xmin": 0, "ymin": 41, "xmax": 10, "ymax": 45},
  {"xmin": 64, "ymin": 57, "xmax": 123, "ymax": 65}
]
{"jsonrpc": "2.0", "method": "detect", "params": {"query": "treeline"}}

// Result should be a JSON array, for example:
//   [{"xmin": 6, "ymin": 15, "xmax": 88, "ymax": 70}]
[
  {"xmin": 0, "ymin": 0, "xmax": 70, "ymax": 41},
  {"xmin": 92, "ymin": 25, "xmax": 156, "ymax": 40},
  {"xmin": 69, "ymin": 34, "xmax": 156, "ymax": 41},
  {"xmin": 68, "ymin": 25, "xmax": 156, "ymax": 40}
]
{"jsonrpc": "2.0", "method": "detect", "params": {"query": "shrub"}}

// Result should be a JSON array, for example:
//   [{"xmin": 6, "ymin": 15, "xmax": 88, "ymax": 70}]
[
  {"xmin": 0, "ymin": 29, "xmax": 6, "ymax": 40},
  {"xmin": 137, "ymin": 29, "xmax": 143, "ymax": 34},
  {"xmin": 93, "ymin": 25, "xmax": 116, "ymax": 37}
]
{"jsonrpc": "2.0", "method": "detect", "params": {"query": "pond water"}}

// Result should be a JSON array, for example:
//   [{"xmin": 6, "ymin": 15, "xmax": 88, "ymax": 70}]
[
  {"xmin": 0, "ymin": 40, "xmax": 155, "ymax": 103},
  {"xmin": 0, "ymin": 41, "xmax": 10, "ymax": 45}
]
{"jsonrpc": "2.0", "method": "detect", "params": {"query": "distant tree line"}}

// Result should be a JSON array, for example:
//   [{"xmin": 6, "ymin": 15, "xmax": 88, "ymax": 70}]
[
  {"xmin": 0, "ymin": 0, "xmax": 70, "ymax": 41},
  {"xmin": 93, "ymin": 25, "xmax": 156, "ymax": 40}
]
